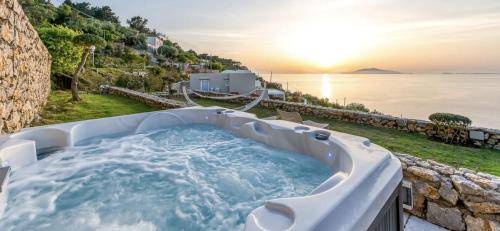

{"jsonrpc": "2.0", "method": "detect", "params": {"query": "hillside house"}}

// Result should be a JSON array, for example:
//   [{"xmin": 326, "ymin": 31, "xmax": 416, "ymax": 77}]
[{"xmin": 189, "ymin": 70, "xmax": 258, "ymax": 94}]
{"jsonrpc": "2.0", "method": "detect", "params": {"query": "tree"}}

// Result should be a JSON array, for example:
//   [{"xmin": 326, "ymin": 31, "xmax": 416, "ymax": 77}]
[
  {"xmin": 176, "ymin": 51, "xmax": 198, "ymax": 64},
  {"xmin": 162, "ymin": 75, "xmax": 177, "ymax": 93},
  {"xmin": 71, "ymin": 34, "xmax": 105, "ymax": 101},
  {"xmin": 37, "ymin": 26, "xmax": 82, "ymax": 75},
  {"xmin": 127, "ymin": 16, "xmax": 150, "ymax": 33},
  {"xmin": 209, "ymin": 61, "xmax": 224, "ymax": 71},
  {"xmin": 122, "ymin": 50, "xmax": 145, "ymax": 70},
  {"xmin": 121, "ymin": 28, "xmax": 147, "ymax": 49},
  {"xmin": 63, "ymin": 0, "xmax": 119, "ymax": 24},
  {"xmin": 163, "ymin": 39, "xmax": 174, "ymax": 46},
  {"xmin": 187, "ymin": 49, "xmax": 197, "ymax": 56},
  {"xmin": 20, "ymin": 0, "xmax": 56, "ymax": 26},
  {"xmin": 54, "ymin": 4, "xmax": 73, "ymax": 25},
  {"xmin": 64, "ymin": 0, "xmax": 91, "ymax": 13},
  {"xmin": 158, "ymin": 45, "xmax": 178, "ymax": 59},
  {"xmin": 185, "ymin": 52, "xmax": 199, "ymax": 64},
  {"xmin": 176, "ymin": 53, "xmax": 189, "ymax": 64},
  {"xmin": 91, "ymin": 6, "xmax": 120, "ymax": 24}
]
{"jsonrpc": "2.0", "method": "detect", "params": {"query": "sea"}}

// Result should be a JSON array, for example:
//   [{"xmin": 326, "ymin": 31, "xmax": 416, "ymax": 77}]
[{"xmin": 269, "ymin": 74, "xmax": 500, "ymax": 129}]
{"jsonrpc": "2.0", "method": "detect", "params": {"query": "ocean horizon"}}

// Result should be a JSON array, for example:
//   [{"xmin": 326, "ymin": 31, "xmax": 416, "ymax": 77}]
[{"xmin": 269, "ymin": 73, "xmax": 500, "ymax": 129}]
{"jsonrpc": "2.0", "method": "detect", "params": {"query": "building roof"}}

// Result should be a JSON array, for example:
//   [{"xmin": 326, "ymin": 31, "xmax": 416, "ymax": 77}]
[
  {"xmin": 221, "ymin": 70, "xmax": 252, "ymax": 74},
  {"xmin": 267, "ymin": 88, "xmax": 285, "ymax": 96}
]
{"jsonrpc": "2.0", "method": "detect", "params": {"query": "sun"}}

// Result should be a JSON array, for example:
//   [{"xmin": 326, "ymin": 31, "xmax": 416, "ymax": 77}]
[{"xmin": 288, "ymin": 22, "xmax": 365, "ymax": 67}]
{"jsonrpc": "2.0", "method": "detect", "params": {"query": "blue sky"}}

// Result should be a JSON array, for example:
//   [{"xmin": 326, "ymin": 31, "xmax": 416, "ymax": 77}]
[{"xmin": 54, "ymin": 0, "xmax": 500, "ymax": 73}]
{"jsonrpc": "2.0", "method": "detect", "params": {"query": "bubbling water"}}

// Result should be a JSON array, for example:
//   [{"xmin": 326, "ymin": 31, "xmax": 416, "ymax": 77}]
[{"xmin": 1, "ymin": 124, "xmax": 331, "ymax": 231}]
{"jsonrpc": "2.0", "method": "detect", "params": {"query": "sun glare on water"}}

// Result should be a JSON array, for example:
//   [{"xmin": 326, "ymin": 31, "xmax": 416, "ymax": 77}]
[{"xmin": 288, "ymin": 22, "xmax": 367, "ymax": 67}]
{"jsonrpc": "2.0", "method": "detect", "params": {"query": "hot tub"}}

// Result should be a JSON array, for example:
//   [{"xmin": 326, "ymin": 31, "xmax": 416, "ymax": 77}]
[{"xmin": 0, "ymin": 107, "xmax": 403, "ymax": 231}]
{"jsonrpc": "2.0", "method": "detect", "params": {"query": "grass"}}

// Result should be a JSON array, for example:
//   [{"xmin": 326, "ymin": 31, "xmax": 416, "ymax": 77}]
[
  {"xmin": 34, "ymin": 92, "xmax": 500, "ymax": 175},
  {"xmin": 189, "ymin": 97, "xmax": 500, "ymax": 175},
  {"xmin": 32, "ymin": 91, "xmax": 158, "ymax": 126}
]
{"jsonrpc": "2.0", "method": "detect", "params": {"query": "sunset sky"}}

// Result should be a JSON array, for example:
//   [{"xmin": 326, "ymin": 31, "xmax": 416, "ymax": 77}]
[{"xmin": 55, "ymin": 0, "xmax": 500, "ymax": 73}]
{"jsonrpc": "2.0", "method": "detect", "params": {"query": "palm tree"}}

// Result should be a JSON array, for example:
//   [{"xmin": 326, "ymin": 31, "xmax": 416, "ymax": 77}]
[{"xmin": 71, "ymin": 34, "xmax": 105, "ymax": 101}]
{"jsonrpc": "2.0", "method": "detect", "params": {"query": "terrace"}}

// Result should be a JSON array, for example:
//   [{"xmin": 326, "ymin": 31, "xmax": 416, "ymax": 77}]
[
  {"xmin": 21, "ymin": 90, "xmax": 500, "ymax": 230},
  {"xmin": 2, "ymin": 0, "xmax": 498, "ymax": 229}
]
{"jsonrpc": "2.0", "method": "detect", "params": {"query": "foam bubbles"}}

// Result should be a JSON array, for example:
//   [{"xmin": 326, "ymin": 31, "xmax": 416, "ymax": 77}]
[{"xmin": 0, "ymin": 125, "xmax": 331, "ymax": 231}]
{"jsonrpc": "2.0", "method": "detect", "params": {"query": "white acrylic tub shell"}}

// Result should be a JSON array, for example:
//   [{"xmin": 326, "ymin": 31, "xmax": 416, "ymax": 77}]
[{"xmin": 0, "ymin": 107, "xmax": 402, "ymax": 231}]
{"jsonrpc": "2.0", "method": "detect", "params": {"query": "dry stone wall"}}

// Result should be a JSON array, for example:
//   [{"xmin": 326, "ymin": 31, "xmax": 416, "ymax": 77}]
[
  {"xmin": 397, "ymin": 153, "xmax": 500, "ymax": 231},
  {"xmin": 0, "ymin": 0, "xmax": 51, "ymax": 133},
  {"xmin": 106, "ymin": 86, "xmax": 188, "ymax": 109}
]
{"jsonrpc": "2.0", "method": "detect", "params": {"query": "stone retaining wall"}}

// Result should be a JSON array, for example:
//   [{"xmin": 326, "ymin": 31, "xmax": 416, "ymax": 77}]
[
  {"xmin": 108, "ymin": 87, "xmax": 500, "ymax": 230},
  {"xmin": 107, "ymin": 87, "xmax": 188, "ymax": 109},
  {"xmin": 0, "ymin": 0, "xmax": 52, "ymax": 134},
  {"xmin": 397, "ymin": 153, "xmax": 499, "ymax": 230},
  {"xmin": 201, "ymin": 95, "xmax": 500, "ymax": 150}
]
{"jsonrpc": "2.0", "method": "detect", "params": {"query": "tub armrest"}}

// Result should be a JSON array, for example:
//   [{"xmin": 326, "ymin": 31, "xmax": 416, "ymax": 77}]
[
  {"xmin": 303, "ymin": 120, "xmax": 329, "ymax": 129},
  {"xmin": 262, "ymin": 116, "xmax": 278, "ymax": 120}
]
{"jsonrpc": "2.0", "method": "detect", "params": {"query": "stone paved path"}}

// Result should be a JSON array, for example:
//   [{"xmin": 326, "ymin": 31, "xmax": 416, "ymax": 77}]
[{"xmin": 404, "ymin": 213, "xmax": 449, "ymax": 231}]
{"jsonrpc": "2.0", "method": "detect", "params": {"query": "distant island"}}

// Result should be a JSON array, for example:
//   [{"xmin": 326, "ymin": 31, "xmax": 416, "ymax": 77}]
[
  {"xmin": 442, "ymin": 72, "xmax": 500, "ymax": 75},
  {"xmin": 346, "ymin": 68, "xmax": 402, "ymax": 74}
]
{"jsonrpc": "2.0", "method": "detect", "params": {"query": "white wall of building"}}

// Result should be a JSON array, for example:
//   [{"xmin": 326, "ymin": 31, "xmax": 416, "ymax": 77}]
[{"xmin": 190, "ymin": 72, "xmax": 257, "ymax": 94}]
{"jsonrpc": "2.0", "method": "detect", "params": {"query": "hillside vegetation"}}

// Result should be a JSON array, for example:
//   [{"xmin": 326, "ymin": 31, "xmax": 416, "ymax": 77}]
[{"xmin": 21, "ymin": 0, "xmax": 245, "ymax": 93}]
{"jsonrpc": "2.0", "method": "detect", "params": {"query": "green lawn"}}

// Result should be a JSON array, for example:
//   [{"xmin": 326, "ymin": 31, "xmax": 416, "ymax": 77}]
[
  {"xmin": 32, "ymin": 91, "xmax": 158, "ymax": 126},
  {"xmin": 33, "ymin": 92, "xmax": 500, "ymax": 175}
]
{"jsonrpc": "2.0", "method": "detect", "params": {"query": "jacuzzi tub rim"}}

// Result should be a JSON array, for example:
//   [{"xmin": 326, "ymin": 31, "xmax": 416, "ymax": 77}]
[{"xmin": 0, "ymin": 107, "xmax": 402, "ymax": 231}]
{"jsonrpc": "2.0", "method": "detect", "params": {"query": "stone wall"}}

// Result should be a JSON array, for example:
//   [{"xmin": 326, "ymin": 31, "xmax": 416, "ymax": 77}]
[
  {"xmin": 0, "ymin": 0, "xmax": 51, "ymax": 133},
  {"xmin": 397, "ymin": 153, "xmax": 499, "ymax": 230},
  {"xmin": 203, "ymin": 95, "xmax": 500, "ymax": 150},
  {"xmin": 109, "ymin": 87, "xmax": 500, "ymax": 148},
  {"xmin": 107, "ymin": 86, "xmax": 188, "ymax": 109}
]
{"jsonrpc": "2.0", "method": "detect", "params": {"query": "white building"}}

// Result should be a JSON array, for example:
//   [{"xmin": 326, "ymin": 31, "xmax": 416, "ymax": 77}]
[
  {"xmin": 190, "ymin": 70, "xmax": 257, "ymax": 94},
  {"xmin": 147, "ymin": 34, "xmax": 167, "ymax": 54},
  {"xmin": 267, "ymin": 88, "xmax": 285, "ymax": 100}
]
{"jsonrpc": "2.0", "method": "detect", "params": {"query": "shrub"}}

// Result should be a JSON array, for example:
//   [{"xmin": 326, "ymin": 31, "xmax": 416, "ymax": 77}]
[
  {"xmin": 303, "ymin": 94, "xmax": 335, "ymax": 108},
  {"xmin": 285, "ymin": 91, "xmax": 303, "ymax": 102},
  {"xmin": 122, "ymin": 50, "xmax": 145, "ymax": 70},
  {"xmin": 429, "ymin": 113, "xmax": 472, "ymax": 127},
  {"xmin": 265, "ymin": 82, "xmax": 283, "ymax": 90},
  {"xmin": 102, "ymin": 44, "xmax": 114, "ymax": 55},
  {"xmin": 208, "ymin": 61, "xmax": 223, "ymax": 71},
  {"xmin": 429, "ymin": 113, "xmax": 472, "ymax": 144},
  {"xmin": 144, "ymin": 75, "xmax": 164, "ymax": 92},
  {"xmin": 147, "ymin": 66, "xmax": 164, "ymax": 75},
  {"xmin": 115, "ymin": 75, "xmax": 143, "ymax": 90},
  {"xmin": 345, "ymin": 103, "xmax": 370, "ymax": 113}
]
